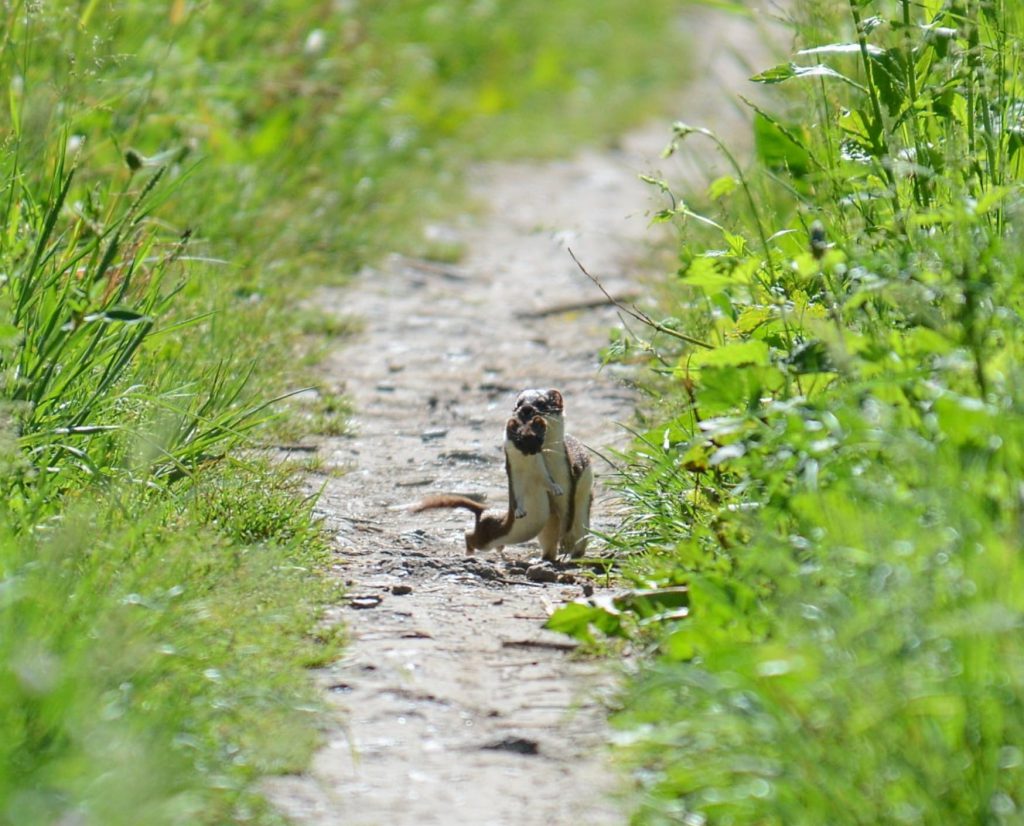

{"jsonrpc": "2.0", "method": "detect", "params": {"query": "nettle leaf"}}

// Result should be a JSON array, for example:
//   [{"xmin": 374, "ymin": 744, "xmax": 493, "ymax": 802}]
[
  {"xmin": 616, "ymin": 587, "xmax": 690, "ymax": 623},
  {"xmin": 707, "ymin": 175, "xmax": 738, "ymax": 200},
  {"xmin": 903, "ymin": 326, "xmax": 953, "ymax": 357},
  {"xmin": 545, "ymin": 602, "xmax": 619, "ymax": 642},
  {"xmin": 735, "ymin": 306, "xmax": 773, "ymax": 334},
  {"xmin": 750, "ymin": 62, "xmax": 799, "ymax": 83},
  {"xmin": 546, "ymin": 589, "xmax": 691, "ymax": 643},
  {"xmin": 755, "ymin": 113, "xmax": 811, "ymax": 177},
  {"xmin": 692, "ymin": 338, "xmax": 770, "ymax": 368},
  {"xmin": 696, "ymin": 365, "xmax": 784, "ymax": 414},
  {"xmin": 689, "ymin": 573, "xmax": 758, "ymax": 627},
  {"xmin": 681, "ymin": 257, "xmax": 735, "ymax": 293},
  {"xmin": 724, "ymin": 232, "xmax": 748, "ymax": 255},
  {"xmin": 838, "ymin": 108, "xmax": 872, "ymax": 141},
  {"xmin": 751, "ymin": 62, "xmax": 868, "ymax": 92},
  {"xmin": 933, "ymin": 395, "xmax": 996, "ymax": 447},
  {"xmin": 868, "ymin": 48, "xmax": 907, "ymax": 115},
  {"xmin": 663, "ymin": 627, "xmax": 698, "ymax": 661}
]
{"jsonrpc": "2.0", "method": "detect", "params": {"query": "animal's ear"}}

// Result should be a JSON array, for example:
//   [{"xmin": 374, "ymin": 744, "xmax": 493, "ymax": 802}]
[{"xmin": 547, "ymin": 389, "xmax": 564, "ymax": 409}]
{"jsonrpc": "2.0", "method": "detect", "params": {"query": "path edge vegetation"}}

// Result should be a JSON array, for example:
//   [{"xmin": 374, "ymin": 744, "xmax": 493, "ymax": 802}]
[
  {"xmin": 547, "ymin": 1, "xmax": 1024, "ymax": 822},
  {"xmin": 0, "ymin": 3, "xmax": 688, "ymax": 824}
]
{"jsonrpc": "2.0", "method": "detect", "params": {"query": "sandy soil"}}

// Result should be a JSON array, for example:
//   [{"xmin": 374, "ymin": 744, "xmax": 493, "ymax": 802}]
[{"xmin": 263, "ymin": 8, "xmax": 774, "ymax": 825}]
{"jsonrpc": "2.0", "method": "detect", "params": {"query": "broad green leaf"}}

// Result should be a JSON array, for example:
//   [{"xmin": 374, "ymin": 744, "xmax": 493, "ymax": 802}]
[
  {"xmin": 663, "ymin": 627, "xmax": 698, "ymax": 661},
  {"xmin": 754, "ymin": 112, "xmax": 811, "ymax": 177},
  {"xmin": 614, "ymin": 587, "xmax": 690, "ymax": 619},
  {"xmin": 691, "ymin": 338, "xmax": 770, "ymax": 368},
  {"xmin": 696, "ymin": 365, "xmax": 784, "ymax": 414},
  {"xmin": 707, "ymin": 175, "xmax": 738, "ymax": 200},
  {"xmin": 902, "ymin": 326, "xmax": 953, "ymax": 357},
  {"xmin": 681, "ymin": 256, "xmax": 734, "ymax": 292},
  {"xmin": 791, "ymin": 251, "xmax": 821, "ymax": 279},
  {"xmin": 735, "ymin": 306, "xmax": 772, "ymax": 334},
  {"xmin": 723, "ymin": 232, "xmax": 747, "ymax": 255},
  {"xmin": 545, "ymin": 601, "xmax": 623, "ymax": 642},
  {"xmin": 868, "ymin": 48, "xmax": 907, "ymax": 115},
  {"xmin": 933, "ymin": 395, "xmax": 995, "ymax": 447}
]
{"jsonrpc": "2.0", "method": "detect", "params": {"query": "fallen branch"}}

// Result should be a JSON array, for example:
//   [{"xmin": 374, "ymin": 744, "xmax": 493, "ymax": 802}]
[
  {"xmin": 515, "ymin": 292, "xmax": 639, "ymax": 319},
  {"xmin": 502, "ymin": 638, "xmax": 579, "ymax": 652},
  {"xmin": 394, "ymin": 254, "xmax": 468, "ymax": 280}
]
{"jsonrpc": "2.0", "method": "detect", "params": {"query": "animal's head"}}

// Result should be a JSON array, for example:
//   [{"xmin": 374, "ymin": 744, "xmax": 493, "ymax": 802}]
[
  {"xmin": 505, "ymin": 414, "xmax": 547, "ymax": 455},
  {"xmin": 513, "ymin": 388, "xmax": 564, "ymax": 424}
]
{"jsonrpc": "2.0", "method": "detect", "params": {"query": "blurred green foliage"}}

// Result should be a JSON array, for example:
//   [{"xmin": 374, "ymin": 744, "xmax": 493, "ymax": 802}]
[{"xmin": 547, "ymin": 0, "xmax": 1024, "ymax": 822}]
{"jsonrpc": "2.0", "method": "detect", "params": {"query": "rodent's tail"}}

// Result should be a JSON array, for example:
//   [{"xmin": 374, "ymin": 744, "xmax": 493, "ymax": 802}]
[{"xmin": 411, "ymin": 494, "xmax": 486, "ymax": 516}]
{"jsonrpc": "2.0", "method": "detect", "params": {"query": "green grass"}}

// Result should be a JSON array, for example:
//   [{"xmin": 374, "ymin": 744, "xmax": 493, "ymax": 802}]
[
  {"xmin": 1, "ymin": 1, "xmax": 689, "ymax": 824},
  {"xmin": 544, "ymin": 0, "xmax": 1024, "ymax": 822}
]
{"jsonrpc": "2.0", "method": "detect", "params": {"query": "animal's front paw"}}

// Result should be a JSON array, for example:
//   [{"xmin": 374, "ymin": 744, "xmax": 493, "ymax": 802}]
[
  {"xmin": 515, "ymin": 506, "xmax": 527, "ymax": 518},
  {"xmin": 549, "ymin": 483, "xmax": 564, "ymax": 496}
]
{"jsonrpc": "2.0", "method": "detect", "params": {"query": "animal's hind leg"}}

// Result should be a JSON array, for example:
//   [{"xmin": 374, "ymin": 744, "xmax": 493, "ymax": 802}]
[
  {"xmin": 564, "ymin": 466, "xmax": 594, "ymax": 557},
  {"xmin": 538, "ymin": 512, "xmax": 561, "ymax": 562}
]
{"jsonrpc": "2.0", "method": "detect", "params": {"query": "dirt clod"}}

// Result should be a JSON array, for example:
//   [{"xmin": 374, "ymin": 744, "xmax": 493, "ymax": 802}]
[
  {"xmin": 526, "ymin": 564, "xmax": 559, "ymax": 583},
  {"xmin": 481, "ymin": 736, "xmax": 541, "ymax": 756},
  {"xmin": 348, "ymin": 595, "xmax": 383, "ymax": 609}
]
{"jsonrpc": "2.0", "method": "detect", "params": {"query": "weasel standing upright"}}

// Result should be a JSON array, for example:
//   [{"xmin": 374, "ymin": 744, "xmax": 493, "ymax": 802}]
[
  {"xmin": 413, "ymin": 415, "xmax": 559, "ymax": 553},
  {"xmin": 513, "ymin": 388, "xmax": 592, "ymax": 557}
]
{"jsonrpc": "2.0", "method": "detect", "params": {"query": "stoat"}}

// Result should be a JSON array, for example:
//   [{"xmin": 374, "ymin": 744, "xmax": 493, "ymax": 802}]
[
  {"xmin": 414, "ymin": 415, "xmax": 560, "ymax": 554},
  {"xmin": 513, "ymin": 388, "xmax": 593, "ymax": 558}
]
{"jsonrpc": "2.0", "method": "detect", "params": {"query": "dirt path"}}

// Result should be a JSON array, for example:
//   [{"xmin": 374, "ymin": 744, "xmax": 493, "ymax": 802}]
[{"xmin": 264, "ymin": 10, "xmax": 770, "ymax": 825}]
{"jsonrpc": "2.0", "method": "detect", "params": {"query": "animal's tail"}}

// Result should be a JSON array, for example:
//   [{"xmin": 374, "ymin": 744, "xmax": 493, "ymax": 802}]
[{"xmin": 411, "ymin": 494, "xmax": 486, "ymax": 517}]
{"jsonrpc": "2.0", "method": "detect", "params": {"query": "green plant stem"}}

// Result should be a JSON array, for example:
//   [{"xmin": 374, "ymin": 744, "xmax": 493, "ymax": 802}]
[
  {"xmin": 902, "ymin": 0, "xmax": 928, "ymax": 207},
  {"xmin": 671, "ymin": 123, "xmax": 778, "ymax": 282},
  {"xmin": 848, "ymin": 0, "xmax": 896, "ymax": 192}
]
